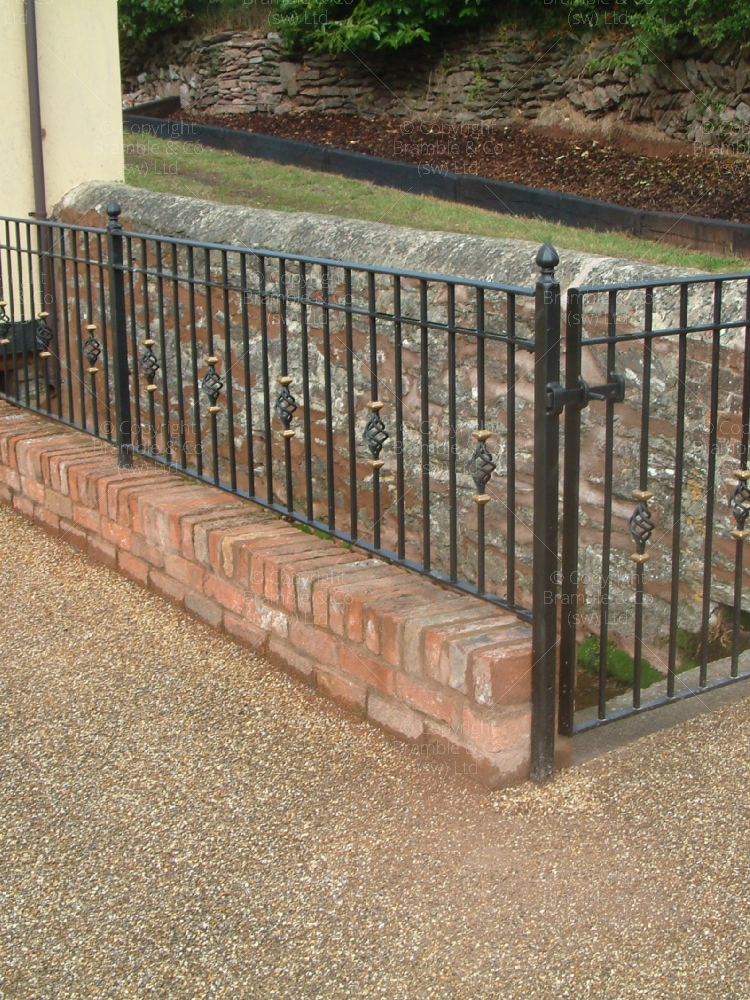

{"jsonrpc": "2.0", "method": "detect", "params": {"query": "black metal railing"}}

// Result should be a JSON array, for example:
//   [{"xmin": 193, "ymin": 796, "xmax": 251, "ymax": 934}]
[
  {"xmin": 0, "ymin": 204, "xmax": 537, "ymax": 619},
  {"xmin": 2, "ymin": 203, "xmax": 750, "ymax": 782}
]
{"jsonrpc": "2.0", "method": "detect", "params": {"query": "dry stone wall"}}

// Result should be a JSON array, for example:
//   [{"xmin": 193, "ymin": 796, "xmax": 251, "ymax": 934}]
[{"xmin": 123, "ymin": 27, "xmax": 750, "ymax": 147}]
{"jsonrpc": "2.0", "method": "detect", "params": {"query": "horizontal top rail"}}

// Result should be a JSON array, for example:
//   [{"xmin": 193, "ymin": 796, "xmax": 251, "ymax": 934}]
[
  {"xmin": 574, "ymin": 271, "xmax": 750, "ymax": 294},
  {"xmin": 581, "ymin": 318, "xmax": 749, "ymax": 346},
  {"xmin": 0, "ymin": 213, "xmax": 535, "ymax": 298}
]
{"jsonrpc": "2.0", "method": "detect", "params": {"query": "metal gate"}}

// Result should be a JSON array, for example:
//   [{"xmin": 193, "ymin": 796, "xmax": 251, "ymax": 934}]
[{"xmin": 530, "ymin": 255, "xmax": 750, "ymax": 779}]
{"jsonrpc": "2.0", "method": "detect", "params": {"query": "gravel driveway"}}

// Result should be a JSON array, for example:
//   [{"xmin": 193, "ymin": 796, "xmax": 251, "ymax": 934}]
[{"xmin": 1, "ymin": 503, "xmax": 749, "ymax": 1000}]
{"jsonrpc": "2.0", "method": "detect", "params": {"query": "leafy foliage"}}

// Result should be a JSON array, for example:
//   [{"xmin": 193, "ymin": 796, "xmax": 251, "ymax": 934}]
[
  {"xmin": 628, "ymin": 0, "xmax": 750, "ymax": 48},
  {"xmin": 274, "ymin": 0, "xmax": 488, "ymax": 53},
  {"xmin": 119, "ymin": 0, "xmax": 186, "ymax": 44},
  {"xmin": 118, "ymin": 0, "xmax": 750, "ymax": 56},
  {"xmin": 119, "ymin": 0, "xmax": 253, "ymax": 47}
]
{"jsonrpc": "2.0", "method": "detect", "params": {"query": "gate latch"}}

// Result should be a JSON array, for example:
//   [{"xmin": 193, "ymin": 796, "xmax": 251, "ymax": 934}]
[{"xmin": 546, "ymin": 373, "xmax": 625, "ymax": 417}]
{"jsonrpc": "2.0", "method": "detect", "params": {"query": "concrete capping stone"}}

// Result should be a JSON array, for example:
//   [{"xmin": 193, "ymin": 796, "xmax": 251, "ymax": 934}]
[{"xmin": 0, "ymin": 402, "xmax": 534, "ymax": 788}]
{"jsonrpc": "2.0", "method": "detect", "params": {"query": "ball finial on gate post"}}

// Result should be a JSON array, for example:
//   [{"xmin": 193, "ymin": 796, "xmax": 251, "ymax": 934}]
[
  {"xmin": 535, "ymin": 243, "xmax": 560, "ymax": 276},
  {"xmin": 106, "ymin": 200, "xmax": 122, "ymax": 230}
]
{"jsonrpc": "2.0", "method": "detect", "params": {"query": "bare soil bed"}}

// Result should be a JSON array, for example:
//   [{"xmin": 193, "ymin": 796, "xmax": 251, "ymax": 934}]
[{"xmin": 167, "ymin": 109, "xmax": 750, "ymax": 225}]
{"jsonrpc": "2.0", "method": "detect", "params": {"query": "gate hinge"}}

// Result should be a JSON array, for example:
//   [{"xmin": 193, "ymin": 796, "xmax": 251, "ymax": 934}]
[{"xmin": 546, "ymin": 373, "xmax": 625, "ymax": 417}]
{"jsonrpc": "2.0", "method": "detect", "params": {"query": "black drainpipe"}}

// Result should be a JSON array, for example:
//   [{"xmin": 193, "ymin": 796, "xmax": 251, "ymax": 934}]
[{"xmin": 24, "ymin": 0, "xmax": 47, "ymax": 221}]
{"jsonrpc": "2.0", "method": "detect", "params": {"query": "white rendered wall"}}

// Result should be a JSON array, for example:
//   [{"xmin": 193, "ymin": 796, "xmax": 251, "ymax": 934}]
[{"xmin": 0, "ymin": 0, "xmax": 124, "ymax": 221}]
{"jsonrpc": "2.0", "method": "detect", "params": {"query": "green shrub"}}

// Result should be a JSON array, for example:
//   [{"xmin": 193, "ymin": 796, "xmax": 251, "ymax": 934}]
[
  {"xmin": 578, "ymin": 636, "xmax": 662, "ymax": 690},
  {"xmin": 272, "ymin": 0, "xmax": 750, "ymax": 54},
  {"xmin": 119, "ymin": 0, "xmax": 186, "ymax": 45},
  {"xmin": 119, "ymin": 0, "xmax": 254, "ymax": 49},
  {"xmin": 119, "ymin": 0, "xmax": 750, "ymax": 55},
  {"xmin": 628, "ymin": 0, "xmax": 750, "ymax": 49},
  {"xmin": 274, "ymin": 0, "xmax": 489, "ymax": 53}
]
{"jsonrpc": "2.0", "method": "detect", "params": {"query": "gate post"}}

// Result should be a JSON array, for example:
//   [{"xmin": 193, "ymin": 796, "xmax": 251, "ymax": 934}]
[
  {"xmin": 106, "ymin": 201, "xmax": 132, "ymax": 469},
  {"xmin": 530, "ymin": 244, "xmax": 562, "ymax": 783}
]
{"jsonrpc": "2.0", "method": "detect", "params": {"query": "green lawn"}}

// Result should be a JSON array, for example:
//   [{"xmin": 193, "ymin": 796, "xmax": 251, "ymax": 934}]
[{"xmin": 124, "ymin": 132, "xmax": 749, "ymax": 273}]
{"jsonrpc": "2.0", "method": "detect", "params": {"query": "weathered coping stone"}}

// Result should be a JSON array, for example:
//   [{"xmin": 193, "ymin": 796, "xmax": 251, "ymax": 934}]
[
  {"xmin": 0, "ymin": 402, "xmax": 570, "ymax": 786},
  {"xmin": 59, "ymin": 181, "xmax": 701, "ymax": 291}
]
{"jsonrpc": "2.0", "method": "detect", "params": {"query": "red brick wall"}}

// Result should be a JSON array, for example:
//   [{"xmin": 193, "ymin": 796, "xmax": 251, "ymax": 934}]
[{"xmin": 0, "ymin": 401, "xmax": 566, "ymax": 787}]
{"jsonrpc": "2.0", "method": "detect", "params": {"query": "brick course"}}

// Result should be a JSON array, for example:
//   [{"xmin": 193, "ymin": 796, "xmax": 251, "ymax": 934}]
[{"xmin": 0, "ymin": 403, "xmax": 557, "ymax": 787}]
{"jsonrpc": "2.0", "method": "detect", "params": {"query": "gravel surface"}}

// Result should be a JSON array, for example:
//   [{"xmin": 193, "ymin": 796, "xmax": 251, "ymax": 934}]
[
  {"xmin": 168, "ymin": 110, "xmax": 750, "ymax": 224},
  {"xmin": 1, "ymin": 502, "xmax": 750, "ymax": 999}
]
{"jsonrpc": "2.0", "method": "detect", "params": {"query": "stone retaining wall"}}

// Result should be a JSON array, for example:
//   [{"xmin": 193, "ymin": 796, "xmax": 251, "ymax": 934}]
[
  {"xmin": 0, "ymin": 401, "xmax": 563, "ymax": 786},
  {"xmin": 122, "ymin": 26, "xmax": 750, "ymax": 147}
]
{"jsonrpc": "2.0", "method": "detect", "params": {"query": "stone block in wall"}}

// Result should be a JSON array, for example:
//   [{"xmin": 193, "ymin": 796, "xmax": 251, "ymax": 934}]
[{"xmin": 279, "ymin": 61, "xmax": 299, "ymax": 96}]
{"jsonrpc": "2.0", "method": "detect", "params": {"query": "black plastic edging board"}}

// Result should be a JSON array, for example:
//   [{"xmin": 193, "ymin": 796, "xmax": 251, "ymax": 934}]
[{"xmin": 123, "ymin": 112, "xmax": 750, "ymax": 257}]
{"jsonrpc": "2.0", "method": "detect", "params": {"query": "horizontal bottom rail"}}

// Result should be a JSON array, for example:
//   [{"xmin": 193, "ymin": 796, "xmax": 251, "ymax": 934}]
[{"xmin": 574, "ymin": 669, "xmax": 750, "ymax": 733}]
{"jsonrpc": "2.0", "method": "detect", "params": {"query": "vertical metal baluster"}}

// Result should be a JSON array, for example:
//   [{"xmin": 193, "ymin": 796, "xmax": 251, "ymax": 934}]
[
  {"xmin": 13, "ymin": 222, "xmax": 23, "ymax": 323},
  {"xmin": 506, "ymin": 292, "xmax": 517, "ymax": 607},
  {"xmin": 15, "ymin": 223, "xmax": 31, "ymax": 409},
  {"xmin": 10, "ymin": 221, "xmax": 20, "ymax": 405},
  {"xmin": 630, "ymin": 289, "xmax": 655, "ymax": 708},
  {"xmin": 558, "ymin": 288, "xmax": 583, "ymax": 736},
  {"xmin": 2, "ymin": 221, "xmax": 11, "ymax": 319},
  {"xmin": 72, "ymin": 231, "xmax": 87, "ymax": 427},
  {"xmin": 83, "ymin": 233, "xmax": 99, "ymax": 436},
  {"xmin": 0, "ymin": 233, "xmax": 8, "ymax": 400},
  {"xmin": 300, "ymin": 261, "xmax": 313, "ymax": 520},
  {"xmin": 85, "ymin": 323, "xmax": 100, "ymax": 436},
  {"xmin": 40, "ymin": 220, "xmax": 57, "ymax": 416},
  {"xmin": 279, "ymin": 258, "xmax": 294, "ymax": 510},
  {"xmin": 156, "ymin": 242, "xmax": 171, "ymax": 462},
  {"xmin": 60, "ymin": 229, "xmax": 74, "ymax": 421},
  {"xmin": 598, "ymin": 289, "xmax": 617, "ymax": 718},
  {"xmin": 3, "ymin": 220, "xmax": 16, "ymax": 403},
  {"xmin": 126, "ymin": 237, "xmax": 142, "ymax": 452},
  {"xmin": 364, "ymin": 271, "xmax": 385, "ymax": 549},
  {"xmin": 0, "ymin": 288, "xmax": 9, "ymax": 403},
  {"xmin": 730, "ymin": 280, "xmax": 750, "ymax": 677},
  {"xmin": 10, "ymin": 225, "xmax": 19, "ymax": 399},
  {"xmin": 473, "ymin": 288, "xmax": 491, "ymax": 594},
  {"xmin": 26, "ymin": 223, "xmax": 40, "ymax": 410},
  {"xmin": 448, "ymin": 283, "xmax": 457, "ymax": 582},
  {"xmin": 33, "ymin": 229, "xmax": 48, "ymax": 414},
  {"xmin": 322, "ymin": 264, "xmax": 335, "ymax": 529},
  {"xmin": 260, "ymin": 256, "xmax": 273, "ymax": 504},
  {"xmin": 698, "ymin": 281, "xmax": 723, "ymax": 688},
  {"xmin": 345, "ymin": 268, "xmax": 357, "ymax": 540},
  {"xmin": 105, "ymin": 202, "xmax": 132, "ymax": 469},
  {"xmin": 205, "ymin": 248, "xmax": 219, "ymax": 484},
  {"xmin": 45, "ymin": 221, "xmax": 62, "ymax": 419},
  {"xmin": 222, "ymin": 251, "xmax": 236, "ymax": 490},
  {"xmin": 240, "ymin": 254, "xmax": 255, "ymax": 496},
  {"xmin": 420, "ymin": 279, "xmax": 430, "ymax": 572},
  {"xmin": 187, "ymin": 245, "xmax": 201, "ymax": 476},
  {"xmin": 141, "ymin": 239, "xmax": 157, "ymax": 454},
  {"xmin": 258, "ymin": 257, "xmax": 273, "ymax": 503},
  {"xmin": 96, "ymin": 234, "xmax": 112, "ymax": 436},
  {"xmin": 172, "ymin": 243, "xmax": 186, "ymax": 468},
  {"xmin": 394, "ymin": 275, "xmax": 405, "ymax": 560},
  {"xmin": 3, "ymin": 221, "xmax": 18, "ymax": 403},
  {"xmin": 667, "ymin": 286, "xmax": 689, "ymax": 683}
]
